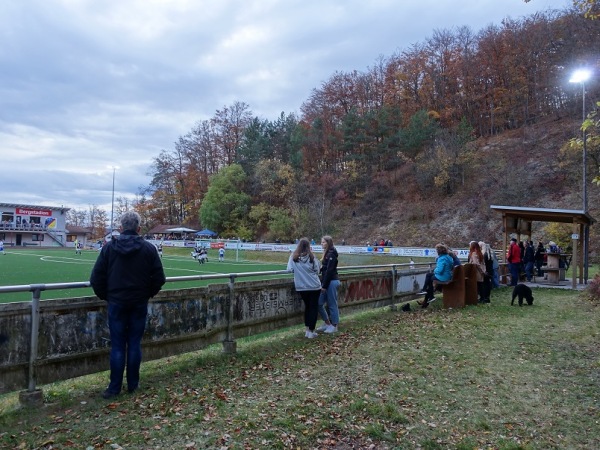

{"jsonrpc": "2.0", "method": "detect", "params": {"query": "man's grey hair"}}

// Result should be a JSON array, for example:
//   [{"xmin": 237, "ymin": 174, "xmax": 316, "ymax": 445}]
[{"xmin": 120, "ymin": 211, "xmax": 141, "ymax": 232}]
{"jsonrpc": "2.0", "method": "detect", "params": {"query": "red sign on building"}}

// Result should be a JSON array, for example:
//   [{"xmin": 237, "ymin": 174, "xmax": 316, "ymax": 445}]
[{"xmin": 16, "ymin": 208, "xmax": 52, "ymax": 217}]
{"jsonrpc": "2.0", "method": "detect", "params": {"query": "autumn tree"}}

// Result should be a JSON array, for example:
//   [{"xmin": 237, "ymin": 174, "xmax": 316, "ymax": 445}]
[
  {"xmin": 132, "ymin": 192, "xmax": 155, "ymax": 233},
  {"xmin": 525, "ymin": 0, "xmax": 600, "ymax": 20},
  {"xmin": 88, "ymin": 205, "xmax": 109, "ymax": 240},
  {"xmin": 147, "ymin": 151, "xmax": 183, "ymax": 224},
  {"xmin": 414, "ymin": 117, "xmax": 474, "ymax": 195},
  {"xmin": 199, "ymin": 164, "xmax": 251, "ymax": 236},
  {"xmin": 212, "ymin": 101, "xmax": 253, "ymax": 166},
  {"xmin": 66, "ymin": 209, "xmax": 87, "ymax": 227},
  {"xmin": 266, "ymin": 207, "xmax": 294, "ymax": 242}
]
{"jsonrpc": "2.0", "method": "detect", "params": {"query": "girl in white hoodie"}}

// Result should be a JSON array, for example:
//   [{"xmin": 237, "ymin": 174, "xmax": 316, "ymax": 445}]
[{"xmin": 287, "ymin": 238, "xmax": 322, "ymax": 338}]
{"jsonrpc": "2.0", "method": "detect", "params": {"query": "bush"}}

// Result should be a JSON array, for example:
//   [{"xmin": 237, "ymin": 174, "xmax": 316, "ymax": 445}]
[{"xmin": 583, "ymin": 273, "xmax": 600, "ymax": 302}]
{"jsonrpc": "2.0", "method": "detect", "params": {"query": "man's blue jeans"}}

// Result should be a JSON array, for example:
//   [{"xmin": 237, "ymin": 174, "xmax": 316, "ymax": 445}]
[
  {"xmin": 106, "ymin": 302, "xmax": 148, "ymax": 394},
  {"xmin": 509, "ymin": 262, "xmax": 520, "ymax": 286},
  {"xmin": 525, "ymin": 261, "xmax": 534, "ymax": 281},
  {"xmin": 318, "ymin": 279, "xmax": 340, "ymax": 325}
]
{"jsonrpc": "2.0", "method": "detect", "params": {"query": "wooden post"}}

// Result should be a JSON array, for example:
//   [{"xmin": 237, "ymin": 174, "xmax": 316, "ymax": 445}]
[
  {"xmin": 579, "ymin": 223, "xmax": 584, "ymax": 285},
  {"xmin": 572, "ymin": 223, "xmax": 579, "ymax": 290},
  {"xmin": 502, "ymin": 215, "xmax": 508, "ymax": 263}
]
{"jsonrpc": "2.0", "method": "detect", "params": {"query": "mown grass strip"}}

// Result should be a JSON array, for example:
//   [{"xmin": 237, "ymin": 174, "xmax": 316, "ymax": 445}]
[{"xmin": 1, "ymin": 286, "xmax": 598, "ymax": 449}]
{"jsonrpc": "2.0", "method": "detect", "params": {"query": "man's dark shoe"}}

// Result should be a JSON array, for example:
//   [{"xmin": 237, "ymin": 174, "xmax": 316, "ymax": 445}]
[{"xmin": 101, "ymin": 389, "xmax": 119, "ymax": 400}]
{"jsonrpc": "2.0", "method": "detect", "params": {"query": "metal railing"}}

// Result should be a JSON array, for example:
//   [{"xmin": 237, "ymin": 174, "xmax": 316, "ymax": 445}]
[
  {"xmin": 0, "ymin": 262, "xmax": 426, "ymax": 299},
  {"xmin": 0, "ymin": 262, "xmax": 427, "ymax": 396},
  {"xmin": 0, "ymin": 223, "xmax": 49, "ymax": 231}
]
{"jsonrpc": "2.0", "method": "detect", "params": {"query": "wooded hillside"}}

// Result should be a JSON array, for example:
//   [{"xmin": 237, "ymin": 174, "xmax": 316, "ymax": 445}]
[{"xmin": 130, "ymin": 7, "xmax": 599, "ymax": 252}]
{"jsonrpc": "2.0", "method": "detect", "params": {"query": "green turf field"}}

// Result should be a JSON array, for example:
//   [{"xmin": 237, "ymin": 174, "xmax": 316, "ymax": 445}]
[{"xmin": 0, "ymin": 247, "xmax": 288, "ymax": 304}]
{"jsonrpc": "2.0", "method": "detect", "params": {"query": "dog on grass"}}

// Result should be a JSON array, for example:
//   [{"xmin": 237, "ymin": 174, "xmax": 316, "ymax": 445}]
[{"xmin": 511, "ymin": 283, "xmax": 534, "ymax": 306}]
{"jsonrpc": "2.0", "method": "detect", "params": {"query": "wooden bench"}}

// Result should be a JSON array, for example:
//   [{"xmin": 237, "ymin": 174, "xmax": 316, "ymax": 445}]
[
  {"xmin": 544, "ymin": 267, "xmax": 565, "ymax": 284},
  {"xmin": 462, "ymin": 263, "xmax": 480, "ymax": 306},
  {"xmin": 433, "ymin": 265, "xmax": 465, "ymax": 308}
]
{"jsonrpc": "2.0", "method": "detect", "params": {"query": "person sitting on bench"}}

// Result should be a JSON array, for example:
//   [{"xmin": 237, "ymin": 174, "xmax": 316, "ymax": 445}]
[{"xmin": 418, "ymin": 243, "xmax": 454, "ymax": 308}]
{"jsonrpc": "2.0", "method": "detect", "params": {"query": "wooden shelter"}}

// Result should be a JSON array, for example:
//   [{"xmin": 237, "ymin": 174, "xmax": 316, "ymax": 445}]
[{"xmin": 490, "ymin": 205, "xmax": 595, "ymax": 288}]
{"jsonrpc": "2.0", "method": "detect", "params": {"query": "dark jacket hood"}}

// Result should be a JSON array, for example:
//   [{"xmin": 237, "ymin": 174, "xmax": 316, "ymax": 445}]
[{"xmin": 111, "ymin": 231, "xmax": 145, "ymax": 255}]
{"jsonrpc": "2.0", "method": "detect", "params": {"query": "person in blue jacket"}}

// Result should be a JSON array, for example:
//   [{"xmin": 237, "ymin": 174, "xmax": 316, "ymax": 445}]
[{"xmin": 418, "ymin": 243, "xmax": 454, "ymax": 308}]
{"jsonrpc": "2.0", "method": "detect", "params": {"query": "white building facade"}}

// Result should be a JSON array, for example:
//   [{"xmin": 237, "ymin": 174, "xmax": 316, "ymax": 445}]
[{"xmin": 0, "ymin": 203, "xmax": 69, "ymax": 247}]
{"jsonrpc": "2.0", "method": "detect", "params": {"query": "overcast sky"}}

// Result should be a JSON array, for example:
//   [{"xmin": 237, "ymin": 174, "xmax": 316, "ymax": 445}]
[{"xmin": 0, "ymin": 0, "xmax": 570, "ymax": 213}]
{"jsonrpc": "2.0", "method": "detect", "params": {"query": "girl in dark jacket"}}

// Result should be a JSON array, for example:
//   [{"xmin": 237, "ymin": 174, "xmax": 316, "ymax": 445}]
[{"xmin": 316, "ymin": 236, "xmax": 340, "ymax": 334}]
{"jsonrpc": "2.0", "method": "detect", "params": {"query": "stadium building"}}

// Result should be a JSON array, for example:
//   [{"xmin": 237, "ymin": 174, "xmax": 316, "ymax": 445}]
[{"xmin": 0, "ymin": 203, "xmax": 87, "ymax": 248}]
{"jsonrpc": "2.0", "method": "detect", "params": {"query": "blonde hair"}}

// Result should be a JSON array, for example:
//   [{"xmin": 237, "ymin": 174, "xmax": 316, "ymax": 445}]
[{"xmin": 479, "ymin": 241, "xmax": 492, "ymax": 259}]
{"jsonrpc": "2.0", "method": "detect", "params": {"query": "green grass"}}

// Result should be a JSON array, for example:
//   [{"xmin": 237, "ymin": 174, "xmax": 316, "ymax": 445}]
[
  {"xmin": 0, "ymin": 287, "xmax": 598, "ymax": 449},
  {"xmin": 0, "ymin": 247, "xmax": 421, "ymax": 303},
  {"xmin": 0, "ymin": 247, "xmax": 288, "ymax": 303}
]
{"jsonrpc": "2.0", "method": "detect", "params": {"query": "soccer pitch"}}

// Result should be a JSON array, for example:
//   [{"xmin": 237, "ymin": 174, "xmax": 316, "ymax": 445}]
[{"xmin": 0, "ymin": 247, "xmax": 288, "ymax": 304}]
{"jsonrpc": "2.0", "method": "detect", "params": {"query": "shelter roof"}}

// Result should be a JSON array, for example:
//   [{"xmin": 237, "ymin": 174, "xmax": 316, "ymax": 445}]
[
  {"xmin": 147, "ymin": 224, "xmax": 180, "ymax": 234},
  {"xmin": 65, "ymin": 226, "xmax": 92, "ymax": 235},
  {"xmin": 490, "ymin": 205, "xmax": 595, "ymax": 225}
]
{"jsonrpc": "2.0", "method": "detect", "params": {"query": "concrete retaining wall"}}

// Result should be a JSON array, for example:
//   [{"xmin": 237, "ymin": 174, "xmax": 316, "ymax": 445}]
[{"xmin": 0, "ymin": 269, "xmax": 426, "ymax": 394}]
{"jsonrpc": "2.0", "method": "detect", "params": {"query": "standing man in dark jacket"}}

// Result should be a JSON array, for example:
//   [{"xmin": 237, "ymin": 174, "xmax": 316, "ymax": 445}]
[
  {"xmin": 534, "ymin": 242, "xmax": 546, "ymax": 277},
  {"xmin": 90, "ymin": 211, "xmax": 166, "ymax": 399},
  {"xmin": 523, "ymin": 241, "xmax": 535, "ymax": 282}
]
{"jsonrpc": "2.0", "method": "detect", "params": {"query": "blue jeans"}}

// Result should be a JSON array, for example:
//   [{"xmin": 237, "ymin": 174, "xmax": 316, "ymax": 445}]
[
  {"xmin": 106, "ymin": 302, "xmax": 148, "ymax": 394},
  {"xmin": 492, "ymin": 268, "xmax": 500, "ymax": 288},
  {"xmin": 509, "ymin": 262, "xmax": 520, "ymax": 286},
  {"xmin": 525, "ymin": 261, "xmax": 534, "ymax": 281},
  {"xmin": 318, "ymin": 279, "xmax": 340, "ymax": 325}
]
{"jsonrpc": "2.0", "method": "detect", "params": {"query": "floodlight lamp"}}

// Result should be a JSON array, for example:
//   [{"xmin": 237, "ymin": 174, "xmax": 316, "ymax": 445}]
[{"xmin": 569, "ymin": 69, "xmax": 592, "ymax": 84}]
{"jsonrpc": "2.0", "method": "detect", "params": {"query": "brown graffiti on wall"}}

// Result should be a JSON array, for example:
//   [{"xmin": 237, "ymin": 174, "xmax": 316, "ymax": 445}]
[{"xmin": 344, "ymin": 278, "xmax": 392, "ymax": 303}]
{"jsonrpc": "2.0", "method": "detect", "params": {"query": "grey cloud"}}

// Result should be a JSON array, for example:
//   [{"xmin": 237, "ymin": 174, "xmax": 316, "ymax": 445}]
[{"xmin": 0, "ymin": 0, "xmax": 567, "ymax": 210}]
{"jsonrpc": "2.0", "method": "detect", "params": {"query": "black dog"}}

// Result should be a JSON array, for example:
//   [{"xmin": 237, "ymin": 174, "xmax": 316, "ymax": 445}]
[{"xmin": 511, "ymin": 284, "xmax": 534, "ymax": 306}]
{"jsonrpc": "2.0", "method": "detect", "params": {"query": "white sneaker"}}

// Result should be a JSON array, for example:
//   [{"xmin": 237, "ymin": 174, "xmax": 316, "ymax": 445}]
[
  {"xmin": 324, "ymin": 324, "xmax": 337, "ymax": 334},
  {"xmin": 316, "ymin": 324, "xmax": 329, "ymax": 332},
  {"xmin": 305, "ymin": 331, "xmax": 318, "ymax": 339}
]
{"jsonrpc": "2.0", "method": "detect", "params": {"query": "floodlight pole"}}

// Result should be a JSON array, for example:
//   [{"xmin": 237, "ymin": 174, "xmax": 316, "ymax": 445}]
[
  {"xmin": 109, "ymin": 166, "xmax": 118, "ymax": 234},
  {"xmin": 582, "ymin": 83, "xmax": 589, "ymax": 284},
  {"xmin": 582, "ymin": 81, "xmax": 588, "ymax": 213},
  {"xmin": 569, "ymin": 69, "xmax": 591, "ymax": 283}
]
